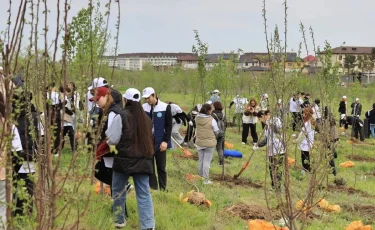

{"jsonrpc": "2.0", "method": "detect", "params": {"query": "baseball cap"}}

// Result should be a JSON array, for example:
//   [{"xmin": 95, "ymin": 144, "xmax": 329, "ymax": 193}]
[
  {"xmin": 123, "ymin": 88, "xmax": 141, "ymax": 102},
  {"xmin": 277, "ymin": 99, "xmax": 282, "ymax": 103},
  {"xmin": 142, "ymin": 87, "xmax": 155, "ymax": 98},
  {"xmin": 213, "ymin": 89, "xmax": 220, "ymax": 93},
  {"xmin": 263, "ymin": 93, "xmax": 268, "ymax": 98},
  {"xmin": 89, "ymin": 87, "xmax": 109, "ymax": 101},
  {"xmin": 342, "ymin": 95, "xmax": 347, "ymax": 99},
  {"xmin": 0, "ymin": 67, "xmax": 3, "ymax": 71},
  {"xmin": 340, "ymin": 114, "xmax": 346, "ymax": 120},
  {"xmin": 355, "ymin": 98, "xmax": 359, "ymax": 101},
  {"xmin": 88, "ymin": 77, "xmax": 108, "ymax": 90}
]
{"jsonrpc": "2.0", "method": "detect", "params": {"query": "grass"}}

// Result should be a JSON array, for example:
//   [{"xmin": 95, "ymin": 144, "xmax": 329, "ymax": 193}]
[{"xmin": 49, "ymin": 87, "xmax": 375, "ymax": 230}]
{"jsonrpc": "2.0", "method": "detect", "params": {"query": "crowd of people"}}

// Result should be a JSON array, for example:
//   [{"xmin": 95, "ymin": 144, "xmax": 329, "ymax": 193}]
[{"xmin": 1, "ymin": 69, "xmax": 374, "ymax": 229}]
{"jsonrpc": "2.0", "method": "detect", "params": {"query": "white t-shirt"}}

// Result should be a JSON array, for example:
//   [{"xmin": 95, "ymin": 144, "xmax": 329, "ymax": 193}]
[
  {"xmin": 233, "ymin": 97, "xmax": 248, "ymax": 113},
  {"xmin": 298, "ymin": 121, "xmax": 315, "ymax": 151},
  {"xmin": 47, "ymin": 91, "xmax": 60, "ymax": 105}
]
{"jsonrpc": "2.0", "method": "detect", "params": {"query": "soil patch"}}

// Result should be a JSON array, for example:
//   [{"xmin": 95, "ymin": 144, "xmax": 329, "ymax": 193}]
[
  {"xmin": 296, "ymin": 211, "xmax": 319, "ymax": 222},
  {"xmin": 172, "ymin": 153, "xmax": 198, "ymax": 161},
  {"xmin": 225, "ymin": 203, "xmax": 280, "ymax": 221},
  {"xmin": 341, "ymin": 204, "xmax": 375, "ymax": 224},
  {"xmin": 327, "ymin": 185, "xmax": 373, "ymax": 197},
  {"xmin": 212, "ymin": 174, "xmax": 262, "ymax": 189},
  {"xmin": 346, "ymin": 154, "xmax": 375, "ymax": 162}
]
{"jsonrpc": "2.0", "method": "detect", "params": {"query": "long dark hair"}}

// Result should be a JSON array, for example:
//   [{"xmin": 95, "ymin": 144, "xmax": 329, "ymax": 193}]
[
  {"xmin": 126, "ymin": 100, "xmax": 154, "ymax": 157},
  {"xmin": 199, "ymin": 103, "xmax": 212, "ymax": 115}
]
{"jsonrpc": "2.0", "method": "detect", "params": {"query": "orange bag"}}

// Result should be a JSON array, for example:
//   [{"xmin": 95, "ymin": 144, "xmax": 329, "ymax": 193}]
[
  {"xmin": 248, "ymin": 219, "xmax": 289, "ymax": 230},
  {"xmin": 345, "ymin": 220, "xmax": 373, "ymax": 230},
  {"xmin": 287, "ymin": 157, "xmax": 296, "ymax": 166},
  {"xmin": 224, "ymin": 141, "xmax": 234, "ymax": 149},
  {"xmin": 339, "ymin": 161, "xmax": 355, "ymax": 168}
]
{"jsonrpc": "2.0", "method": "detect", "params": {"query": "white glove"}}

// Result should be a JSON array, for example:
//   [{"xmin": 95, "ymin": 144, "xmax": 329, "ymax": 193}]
[
  {"xmin": 189, "ymin": 121, "xmax": 194, "ymax": 126},
  {"xmin": 253, "ymin": 145, "xmax": 259, "ymax": 151}
]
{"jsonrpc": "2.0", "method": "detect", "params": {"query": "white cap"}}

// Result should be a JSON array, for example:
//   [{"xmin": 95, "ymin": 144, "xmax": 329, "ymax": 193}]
[
  {"xmin": 142, "ymin": 87, "xmax": 155, "ymax": 98},
  {"xmin": 355, "ymin": 98, "xmax": 359, "ymax": 101},
  {"xmin": 341, "ymin": 114, "xmax": 346, "ymax": 120},
  {"xmin": 263, "ymin": 93, "xmax": 268, "ymax": 98},
  {"xmin": 123, "ymin": 88, "xmax": 141, "ymax": 102},
  {"xmin": 206, "ymin": 100, "xmax": 213, "ymax": 105},
  {"xmin": 88, "ymin": 77, "xmax": 108, "ymax": 90},
  {"xmin": 0, "ymin": 67, "xmax": 3, "ymax": 71},
  {"xmin": 342, "ymin": 95, "xmax": 347, "ymax": 99},
  {"xmin": 213, "ymin": 89, "xmax": 220, "ymax": 93},
  {"xmin": 277, "ymin": 99, "xmax": 282, "ymax": 103}
]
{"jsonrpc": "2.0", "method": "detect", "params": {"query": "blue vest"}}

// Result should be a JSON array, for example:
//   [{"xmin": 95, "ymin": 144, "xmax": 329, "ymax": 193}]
[{"xmin": 143, "ymin": 101, "xmax": 172, "ymax": 151}]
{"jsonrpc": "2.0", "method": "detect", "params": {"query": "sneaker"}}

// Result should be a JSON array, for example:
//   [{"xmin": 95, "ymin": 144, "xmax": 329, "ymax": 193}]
[
  {"xmin": 203, "ymin": 179, "xmax": 213, "ymax": 185},
  {"xmin": 241, "ymin": 142, "xmax": 246, "ymax": 145},
  {"xmin": 114, "ymin": 222, "xmax": 126, "ymax": 228},
  {"xmin": 125, "ymin": 184, "xmax": 134, "ymax": 195}
]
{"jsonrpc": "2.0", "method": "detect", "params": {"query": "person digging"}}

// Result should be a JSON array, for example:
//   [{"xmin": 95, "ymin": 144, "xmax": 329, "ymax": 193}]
[{"xmin": 342, "ymin": 114, "xmax": 365, "ymax": 141}]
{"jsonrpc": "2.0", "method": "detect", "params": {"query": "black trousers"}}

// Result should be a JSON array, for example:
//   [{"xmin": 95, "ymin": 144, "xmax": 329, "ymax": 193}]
[
  {"xmin": 149, "ymin": 150, "xmax": 167, "ymax": 190},
  {"xmin": 292, "ymin": 112, "xmax": 302, "ymax": 131},
  {"xmin": 269, "ymin": 154, "xmax": 284, "ymax": 190},
  {"xmin": 301, "ymin": 151, "xmax": 311, "ymax": 172},
  {"xmin": 12, "ymin": 157, "xmax": 33, "ymax": 216},
  {"xmin": 183, "ymin": 124, "xmax": 195, "ymax": 143},
  {"xmin": 53, "ymin": 120, "xmax": 62, "ymax": 154},
  {"xmin": 352, "ymin": 125, "xmax": 364, "ymax": 141},
  {"xmin": 242, "ymin": 123, "xmax": 258, "ymax": 143},
  {"xmin": 62, "ymin": 126, "xmax": 75, "ymax": 152}
]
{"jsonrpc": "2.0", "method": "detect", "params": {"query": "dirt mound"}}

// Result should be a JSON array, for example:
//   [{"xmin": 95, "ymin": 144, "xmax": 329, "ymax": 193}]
[
  {"xmin": 346, "ymin": 154, "xmax": 375, "ymax": 162},
  {"xmin": 225, "ymin": 203, "xmax": 279, "ymax": 221},
  {"xmin": 341, "ymin": 204, "xmax": 375, "ymax": 224},
  {"xmin": 172, "ymin": 153, "xmax": 199, "ymax": 161},
  {"xmin": 328, "ymin": 185, "xmax": 373, "ymax": 197},
  {"xmin": 212, "ymin": 174, "xmax": 262, "ymax": 189}
]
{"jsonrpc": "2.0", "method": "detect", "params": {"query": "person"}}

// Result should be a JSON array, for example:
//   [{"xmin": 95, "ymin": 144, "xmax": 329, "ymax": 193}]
[
  {"xmin": 254, "ymin": 110, "xmax": 284, "ymax": 190},
  {"xmin": 90, "ymin": 87, "xmax": 123, "ymax": 190},
  {"xmin": 302, "ymin": 93, "xmax": 311, "ymax": 108},
  {"xmin": 229, "ymin": 95, "xmax": 248, "ymax": 127},
  {"xmin": 242, "ymin": 99, "xmax": 260, "ymax": 145},
  {"xmin": 183, "ymin": 104, "xmax": 202, "ymax": 147},
  {"xmin": 0, "ymin": 92, "xmax": 23, "ymax": 227},
  {"xmin": 106, "ymin": 88, "xmax": 155, "ymax": 229},
  {"xmin": 167, "ymin": 102, "xmax": 191, "ymax": 149},
  {"xmin": 142, "ymin": 87, "xmax": 172, "ymax": 191},
  {"xmin": 212, "ymin": 101, "xmax": 226, "ymax": 166},
  {"xmin": 338, "ymin": 95, "xmax": 347, "ymax": 127},
  {"xmin": 276, "ymin": 99, "xmax": 286, "ymax": 120},
  {"xmin": 312, "ymin": 99, "xmax": 322, "ymax": 132},
  {"xmin": 322, "ymin": 106, "xmax": 338, "ymax": 176},
  {"xmin": 46, "ymin": 83, "xmax": 62, "ymax": 155},
  {"xmin": 342, "ymin": 114, "xmax": 364, "ymax": 141},
  {"xmin": 351, "ymin": 98, "xmax": 362, "ymax": 117},
  {"xmin": 293, "ymin": 107, "xmax": 315, "ymax": 173},
  {"xmin": 87, "ymin": 77, "xmax": 123, "ymax": 109},
  {"xmin": 365, "ymin": 103, "xmax": 375, "ymax": 138},
  {"xmin": 289, "ymin": 92, "xmax": 303, "ymax": 132},
  {"xmin": 209, "ymin": 89, "xmax": 220, "ymax": 103},
  {"xmin": 60, "ymin": 86, "xmax": 75, "ymax": 152},
  {"xmin": 259, "ymin": 94, "xmax": 269, "ymax": 129},
  {"xmin": 67, "ymin": 82, "xmax": 83, "ymax": 126},
  {"xmin": 195, "ymin": 103, "xmax": 219, "ymax": 184}
]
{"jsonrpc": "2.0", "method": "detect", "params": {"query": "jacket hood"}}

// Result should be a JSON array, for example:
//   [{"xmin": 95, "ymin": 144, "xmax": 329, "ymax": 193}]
[{"xmin": 196, "ymin": 113, "xmax": 212, "ymax": 126}]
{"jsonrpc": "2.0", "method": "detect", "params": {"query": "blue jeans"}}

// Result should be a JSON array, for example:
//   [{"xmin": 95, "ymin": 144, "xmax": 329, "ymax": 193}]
[
  {"xmin": 112, "ymin": 171, "xmax": 155, "ymax": 229},
  {"xmin": 370, "ymin": 124, "xmax": 375, "ymax": 138}
]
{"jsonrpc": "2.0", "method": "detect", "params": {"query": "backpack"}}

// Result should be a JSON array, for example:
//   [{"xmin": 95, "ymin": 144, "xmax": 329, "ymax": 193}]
[{"xmin": 212, "ymin": 113, "xmax": 226, "ymax": 138}]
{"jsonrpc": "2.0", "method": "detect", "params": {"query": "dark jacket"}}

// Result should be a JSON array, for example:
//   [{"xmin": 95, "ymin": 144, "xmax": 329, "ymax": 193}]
[
  {"xmin": 113, "ymin": 106, "xmax": 154, "ymax": 174},
  {"xmin": 351, "ymin": 102, "xmax": 362, "ymax": 116},
  {"xmin": 338, "ymin": 101, "xmax": 346, "ymax": 114},
  {"xmin": 212, "ymin": 110, "xmax": 226, "ymax": 123},
  {"xmin": 365, "ymin": 109, "xmax": 375, "ymax": 124},
  {"xmin": 345, "ymin": 116, "xmax": 363, "ymax": 128},
  {"xmin": 15, "ymin": 104, "xmax": 39, "ymax": 160}
]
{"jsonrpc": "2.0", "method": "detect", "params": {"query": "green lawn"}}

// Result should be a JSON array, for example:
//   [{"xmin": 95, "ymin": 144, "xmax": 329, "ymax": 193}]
[{"xmin": 51, "ymin": 88, "xmax": 375, "ymax": 230}]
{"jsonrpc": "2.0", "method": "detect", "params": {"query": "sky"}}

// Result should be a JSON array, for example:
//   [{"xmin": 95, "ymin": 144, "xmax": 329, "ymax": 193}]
[{"xmin": 0, "ymin": 0, "xmax": 374, "ymax": 58}]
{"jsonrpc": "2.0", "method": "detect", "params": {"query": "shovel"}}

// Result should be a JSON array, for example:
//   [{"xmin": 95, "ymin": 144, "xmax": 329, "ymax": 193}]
[
  {"xmin": 233, "ymin": 132, "xmax": 264, "ymax": 180},
  {"xmin": 172, "ymin": 136, "xmax": 193, "ymax": 157}
]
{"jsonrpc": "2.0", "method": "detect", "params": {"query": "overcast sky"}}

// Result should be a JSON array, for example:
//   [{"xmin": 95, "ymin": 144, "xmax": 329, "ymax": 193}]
[{"xmin": 0, "ymin": 0, "xmax": 374, "ymax": 57}]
